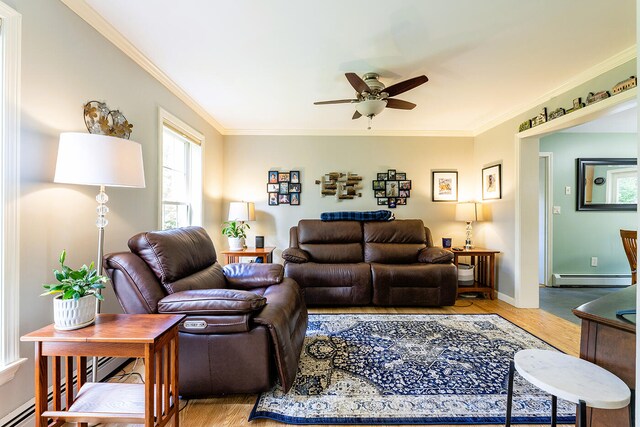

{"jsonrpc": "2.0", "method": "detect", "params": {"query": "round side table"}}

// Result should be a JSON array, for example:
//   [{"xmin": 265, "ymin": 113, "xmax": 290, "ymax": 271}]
[{"xmin": 506, "ymin": 349, "xmax": 632, "ymax": 427}]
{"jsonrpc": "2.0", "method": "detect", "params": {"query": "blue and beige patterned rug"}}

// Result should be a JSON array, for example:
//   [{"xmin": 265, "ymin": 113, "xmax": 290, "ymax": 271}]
[{"xmin": 250, "ymin": 313, "xmax": 576, "ymax": 425}]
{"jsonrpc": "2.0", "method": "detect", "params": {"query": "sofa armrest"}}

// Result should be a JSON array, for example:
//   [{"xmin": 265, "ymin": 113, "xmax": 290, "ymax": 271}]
[
  {"xmin": 157, "ymin": 288, "xmax": 266, "ymax": 315},
  {"xmin": 418, "ymin": 247, "xmax": 454, "ymax": 264},
  {"xmin": 282, "ymin": 247, "xmax": 310, "ymax": 263},
  {"xmin": 223, "ymin": 263, "xmax": 284, "ymax": 289}
]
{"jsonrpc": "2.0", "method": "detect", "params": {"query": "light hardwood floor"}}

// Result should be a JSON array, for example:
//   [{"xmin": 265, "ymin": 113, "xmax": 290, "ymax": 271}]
[{"xmin": 107, "ymin": 299, "xmax": 581, "ymax": 427}]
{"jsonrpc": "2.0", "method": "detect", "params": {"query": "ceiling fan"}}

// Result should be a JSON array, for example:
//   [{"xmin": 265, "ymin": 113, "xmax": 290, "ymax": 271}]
[{"xmin": 314, "ymin": 72, "xmax": 429, "ymax": 128}]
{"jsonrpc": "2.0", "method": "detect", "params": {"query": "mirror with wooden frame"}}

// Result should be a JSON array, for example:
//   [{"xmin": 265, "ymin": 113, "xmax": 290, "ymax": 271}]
[{"xmin": 577, "ymin": 158, "xmax": 637, "ymax": 211}]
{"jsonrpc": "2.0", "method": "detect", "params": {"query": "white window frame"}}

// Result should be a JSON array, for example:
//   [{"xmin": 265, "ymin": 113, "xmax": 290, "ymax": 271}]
[
  {"xmin": 158, "ymin": 108, "xmax": 204, "ymax": 230},
  {"xmin": 0, "ymin": 1, "xmax": 25, "ymax": 385}
]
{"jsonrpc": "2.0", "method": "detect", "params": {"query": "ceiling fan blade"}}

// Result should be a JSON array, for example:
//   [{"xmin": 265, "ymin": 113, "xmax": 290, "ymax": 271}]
[
  {"xmin": 345, "ymin": 72, "xmax": 370, "ymax": 94},
  {"xmin": 383, "ymin": 75, "xmax": 429, "ymax": 97},
  {"xmin": 386, "ymin": 98, "xmax": 417, "ymax": 110},
  {"xmin": 314, "ymin": 99, "xmax": 357, "ymax": 105},
  {"xmin": 352, "ymin": 110, "xmax": 362, "ymax": 120}
]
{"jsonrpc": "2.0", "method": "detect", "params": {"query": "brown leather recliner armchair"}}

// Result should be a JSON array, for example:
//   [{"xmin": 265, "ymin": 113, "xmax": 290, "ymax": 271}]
[{"xmin": 103, "ymin": 226, "xmax": 308, "ymax": 397}]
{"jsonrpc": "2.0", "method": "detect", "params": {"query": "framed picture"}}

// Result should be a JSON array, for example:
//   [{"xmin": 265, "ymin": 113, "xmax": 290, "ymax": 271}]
[
  {"xmin": 388, "ymin": 198, "xmax": 397, "ymax": 208},
  {"xmin": 396, "ymin": 172, "xmax": 406, "ymax": 180},
  {"xmin": 290, "ymin": 192, "xmax": 300, "ymax": 205},
  {"xmin": 387, "ymin": 169, "xmax": 396, "ymax": 180},
  {"xmin": 290, "ymin": 171, "xmax": 300, "ymax": 183},
  {"xmin": 482, "ymin": 164, "xmax": 502, "ymax": 200},
  {"xmin": 372, "ymin": 180, "xmax": 385, "ymax": 191},
  {"xmin": 268, "ymin": 171, "xmax": 278, "ymax": 183},
  {"xmin": 432, "ymin": 171, "xmax": 458, "ymax": 202},
  {"xmin": 377, "ymin": 172, "xmax": 388, "ymax": 180},
  {"xmin": 278, "ymin": 172, "xmax": 290, "ymax": 182},
  {"xmin": 267, "ymin": 183, "xmax": 279, "ymax": 192},
  {"xmin": 385, "ymin": 181, "xmax": 399, "ymax": 197},
  {"xmin": 289, "ymin": 183, "xmax": 301, "ymax": 193},
  {"xmin": 279, "ymin": 182, "xmax": 289, "ymax": 194},
  {"xmin": 375, "ymin": 190, "xmax": 386, "ymax": 198},
  {"xmin": 377, "ymin": 197, "xmax": 388, "ymax": 206},
  {"xmin": 278, "ymin": 193, "xmax": 290, "ymax": 204},
  {"xmin": 399, "ymin": 180, "xmax": 411, "ymax": 190},
  {"xmin": 399, "ymin": 189, "xmax": 410, "ymax": 198},
  {"xmin": 268, "ymin": 193, "xmax": 279, "ymax": 206},
  {"xmin": 397, "ymin": 197, "xmax": 406, "ymax": 205}
]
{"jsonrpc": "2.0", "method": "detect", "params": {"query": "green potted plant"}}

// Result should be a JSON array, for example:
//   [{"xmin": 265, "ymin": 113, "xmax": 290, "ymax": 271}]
[
  {"xmin": 41, "ymin": 250, "xmax": 107, "ymax": 330},
  {"xmin": 221, "ymin": 220, "xmax": 250, "ymax": 250}
]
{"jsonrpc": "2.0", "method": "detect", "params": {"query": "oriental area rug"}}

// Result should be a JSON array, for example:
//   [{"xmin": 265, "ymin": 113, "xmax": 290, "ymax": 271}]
[{"xmin": 250, "ymin": 313, "xmax": 576, "ymax": 425}]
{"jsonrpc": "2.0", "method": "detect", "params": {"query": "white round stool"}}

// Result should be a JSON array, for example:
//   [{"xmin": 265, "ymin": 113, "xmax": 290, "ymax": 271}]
[{"xmin": 506, "ymin": 349, "xmax": 632, "ymax": 427}]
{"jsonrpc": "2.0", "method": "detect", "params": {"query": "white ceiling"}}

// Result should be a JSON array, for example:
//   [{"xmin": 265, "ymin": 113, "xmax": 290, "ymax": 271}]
[{"xmin": 76, "ymin": 0, "xmax": 636, "ymax": 135}]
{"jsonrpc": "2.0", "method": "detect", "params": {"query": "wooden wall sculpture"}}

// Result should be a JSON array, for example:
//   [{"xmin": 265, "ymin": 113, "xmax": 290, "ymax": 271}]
[{"xmin": 315, "ymin": 172, "xmax": 363, "ymax": 200}]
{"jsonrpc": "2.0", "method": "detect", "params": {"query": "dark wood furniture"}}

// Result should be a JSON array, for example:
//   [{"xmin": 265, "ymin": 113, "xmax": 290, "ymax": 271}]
[
  {"xmin": 21, "ymin": 313, "xmax": 184, "ymax": 427},
  {"xmin": 572, "ymin": 286, "xmax": 636, "ymax": 427},
  {"xmin": 220, "ymin": 246, "xmax": 275, "ymax": 264},
  {"xmin": 620, "ymin": 229, "xmax": 637, "ymax": 285},
  {"xmin": 449, "ymin": 248, "xmax": 499, "ymax": 299}
]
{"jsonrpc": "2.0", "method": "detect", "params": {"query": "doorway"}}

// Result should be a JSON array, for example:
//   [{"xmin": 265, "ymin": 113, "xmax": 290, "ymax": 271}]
[{"xmin": 538, "ymin": 153, "xmax": 552, "ymax": 287}]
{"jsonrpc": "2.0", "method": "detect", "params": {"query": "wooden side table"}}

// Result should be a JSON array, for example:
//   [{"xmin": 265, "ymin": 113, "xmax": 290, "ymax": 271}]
[
  {"xmin": 21, "ymin": 313, "xmax": 184, "ymax": 427},
  {"xmin": 220, "ymin": 246, "xmax": 275, "ymax": 264},
  {"xmin": 449, "ymin": 247, "xmax": 499, "ymax": 299}
]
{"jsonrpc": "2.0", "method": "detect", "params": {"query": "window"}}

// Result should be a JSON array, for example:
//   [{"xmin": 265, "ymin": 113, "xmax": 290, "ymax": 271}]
[
  {"xmin": 159, "ymin": 109, "xmax": 203, "ymax": 230},
  {"xmin": 606, "ymin": 167, "xmax": 638, "ymax": 204},
  {"xmin": 0, "ymin": 2, "xmax": 25, "ymax": 385}
]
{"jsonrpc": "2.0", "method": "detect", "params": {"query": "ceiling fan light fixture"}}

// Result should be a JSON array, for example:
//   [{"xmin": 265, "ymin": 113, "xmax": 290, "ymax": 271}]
[{"xmin": 355, "ymin": 99, "xmax": 387, "ymax": 118}]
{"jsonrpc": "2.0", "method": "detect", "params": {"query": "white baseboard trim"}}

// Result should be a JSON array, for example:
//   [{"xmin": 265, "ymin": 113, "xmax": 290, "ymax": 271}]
[
  {"xmin": 497, "ymin": 292, "xmax": 516, "ymax": 306},
  {"xmin": 0, "ymin": 356, "xmax": 127, "ymax": 427},
  {"xmin": 552, "ymin": 273, "xmax": 631, "ymax": 287}
]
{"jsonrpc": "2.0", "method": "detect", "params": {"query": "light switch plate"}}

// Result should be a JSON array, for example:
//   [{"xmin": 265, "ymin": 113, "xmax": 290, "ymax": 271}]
[
  {"xmin": 553, "ymin": 206, "xmax": 561, "ymax": 214},
  {"xmin": 565, "ymin": 186, "xmax": 571, "ymax": 195}
]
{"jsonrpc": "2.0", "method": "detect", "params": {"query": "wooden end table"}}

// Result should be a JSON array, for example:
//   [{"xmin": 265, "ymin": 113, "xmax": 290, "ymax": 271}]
[
  {"xmin": 21, "ymin": 313, "xmax": 184, "ymax": 427},
  {"xmin": 449, "ymin": 247, "xmax": 499, "ymax": 299},
  {"xmin": 220, "ymin": 246, "xmax": 275, "ymax": 264}
]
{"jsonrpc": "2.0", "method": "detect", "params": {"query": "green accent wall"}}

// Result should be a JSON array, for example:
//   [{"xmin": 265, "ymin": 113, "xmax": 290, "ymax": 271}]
[{"xmin": 540, "ymin": 132, "xmax": 637, "ymax": 275}]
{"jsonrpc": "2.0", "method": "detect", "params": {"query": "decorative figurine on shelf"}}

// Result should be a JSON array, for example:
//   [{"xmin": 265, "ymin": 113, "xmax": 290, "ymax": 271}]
[
  {"xmin": 530, "ymin": 108, "xmax": 547, "ymax": 127},
  {"xmin": 565, "ymin": 97, "xmax": 585, "ymax": 114},
  {"xmin": 548, "ymin": 107, "xmax": 566, "ymax": 121},
  {"xmin": 585, "ymin": 91, "xmax": 610, "ymax": 105},
  {"xmin": 612, "ymin": 76, "xmax": 636, "ymax": 95},
  {"xmin": 518, "ymin": 119, "xmax": 532, "ymax": 132}
]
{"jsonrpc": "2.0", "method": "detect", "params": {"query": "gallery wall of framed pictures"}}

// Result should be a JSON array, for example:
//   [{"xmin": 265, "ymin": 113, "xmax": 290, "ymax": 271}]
[
  {"xmin": 267, "ymin": 170, "xmax": 301, "ymax": 206},
  {"xmin": 372, "ymin": 169, "xmax": 411, "ymax": 208}
]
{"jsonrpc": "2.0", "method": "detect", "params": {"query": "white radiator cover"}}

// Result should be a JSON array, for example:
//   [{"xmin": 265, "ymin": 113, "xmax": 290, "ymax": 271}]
[{"xmin": 552, "ymin": 273, "xmax": 631, "ymax": 287}]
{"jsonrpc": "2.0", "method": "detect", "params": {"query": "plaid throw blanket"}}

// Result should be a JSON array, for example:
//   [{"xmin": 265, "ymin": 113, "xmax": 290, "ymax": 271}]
[{"xmin": 320, "ymin": 210, "xmax": 395, "ymax": 221}]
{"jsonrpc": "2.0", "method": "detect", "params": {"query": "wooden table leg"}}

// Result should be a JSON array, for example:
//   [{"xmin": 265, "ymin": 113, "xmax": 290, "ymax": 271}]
[
  {"xmin": 145, "ymin": 344, "xmax": 155, "ymax": 427},
  {"xmin": 172, "ymin": 334, "xmax": 180, "ymax": 427},
  {"xmin": 34, "ymin": 342, "xmax": 48, "ymax": 427},
  {"xmin": 489, "ymin": 254, "xmax": 496, "ymax": 300}
]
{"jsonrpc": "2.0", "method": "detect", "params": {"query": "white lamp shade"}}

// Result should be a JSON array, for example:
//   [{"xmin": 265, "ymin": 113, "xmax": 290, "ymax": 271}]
[
  {"xmin": 54, "ymin": 132, "xmax": 146, "ymax": 188},
  {"xmin": 355, "ymin": 99, "xmax": 387, "ymax": 117},
  {"xmin": 228, "ymin": 201, "xmax": 255, "ymax": 221},
  {"xmin": 455, "ymin": 202, "xmax": 483, "ymax": 222}
]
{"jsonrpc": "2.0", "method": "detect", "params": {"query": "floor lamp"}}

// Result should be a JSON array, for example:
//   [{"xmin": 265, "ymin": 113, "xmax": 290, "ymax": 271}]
[{"xmin": 54, "ymin": 132, "xmax": 145, "ymax": 381}]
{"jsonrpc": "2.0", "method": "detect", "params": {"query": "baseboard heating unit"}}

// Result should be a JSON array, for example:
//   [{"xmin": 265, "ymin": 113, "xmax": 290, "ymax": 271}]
[{"xmin": 552, "ymin": 273, "xmax": 631, "ymax": 287}]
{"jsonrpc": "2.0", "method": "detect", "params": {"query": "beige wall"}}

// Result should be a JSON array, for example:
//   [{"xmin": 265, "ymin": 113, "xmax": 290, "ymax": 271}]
[
  {"xmin": 0, "ymin": 0, "xmax": 223, "ymax": 420},
  {"xmin": 223, "ymin": 135, "xmax": 475, "ymax": 262}
]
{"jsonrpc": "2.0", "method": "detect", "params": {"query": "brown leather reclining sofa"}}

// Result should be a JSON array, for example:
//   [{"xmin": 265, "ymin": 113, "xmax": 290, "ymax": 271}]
[
  {"xmin": 283, "ymin": 219, "xmax": 457, "ymax": 306},
  {"xmin": 104, "ymin": 226, "xmax": 308, "ymax": 397}
]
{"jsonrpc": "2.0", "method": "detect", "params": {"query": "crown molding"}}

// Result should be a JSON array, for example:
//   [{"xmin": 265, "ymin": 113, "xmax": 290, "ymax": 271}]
[
  {"xmin": 473, "ymin": 45, "xmax": 637, "ymax": 136},
  {"xmin": 60, "ymin": 0, "xmax": 227, "ymax": 135},
  {"xmin": 224, "ymin": 128, "xmax": 474, "ymax": 137}
]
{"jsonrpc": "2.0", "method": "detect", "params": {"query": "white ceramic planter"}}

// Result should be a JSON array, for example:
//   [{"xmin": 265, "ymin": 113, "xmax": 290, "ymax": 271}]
[
  {"xmin": 53, "ymin": 294, "xmax": 96, "ymax": 330},
  {"xmin": 228, "ymin": 237, "xmax": 244, "ymax": 251}
]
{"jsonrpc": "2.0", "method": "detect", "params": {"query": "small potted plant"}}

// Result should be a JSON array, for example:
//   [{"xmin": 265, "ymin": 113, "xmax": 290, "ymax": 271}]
[
  {"xmin": 41, "ymin": 250, "xmax": 107, "ymax": 330},
  {"xmin": 221, "ymin": 220, "xmax": 250, "ymax": 251}
]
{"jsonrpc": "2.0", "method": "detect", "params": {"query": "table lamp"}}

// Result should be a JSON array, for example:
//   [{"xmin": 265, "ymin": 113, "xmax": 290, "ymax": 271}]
[
  {"xmin": 55, "ymin": 132, "xmax": 145, "ymax": 380},
  {"xmin": 455, "ymin": 202, "xmax": 482, "ymax": 250},
  {"xmin": 228, "ymin": 201, "xmax": 255, "ymax": 249}
]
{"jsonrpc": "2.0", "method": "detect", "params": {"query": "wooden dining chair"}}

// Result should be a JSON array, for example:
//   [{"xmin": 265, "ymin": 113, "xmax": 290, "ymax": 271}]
[{"xmin": 620, "ymin": 229, "xmax": 637, "ymax": 285}]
